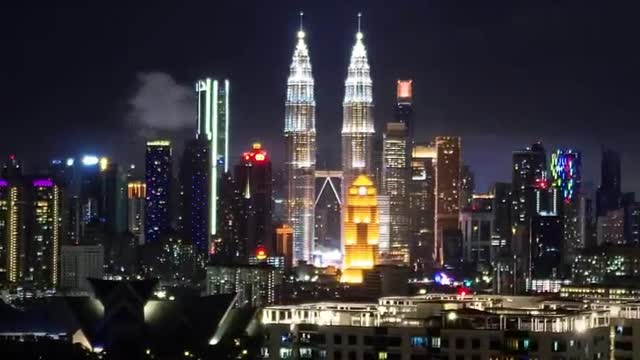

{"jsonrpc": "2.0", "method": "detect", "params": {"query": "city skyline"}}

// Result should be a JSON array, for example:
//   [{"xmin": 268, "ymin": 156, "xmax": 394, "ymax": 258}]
[{"xmin": 2, "ymin": 2, "xmax": 640, "ymax": 194}]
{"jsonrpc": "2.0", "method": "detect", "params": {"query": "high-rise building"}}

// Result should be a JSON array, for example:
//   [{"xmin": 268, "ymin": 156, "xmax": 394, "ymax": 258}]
[
  {"xmin": 235, "ymin": 143, "xmax": 273, "ymax": 256},
  {"xmin": 275, "ymin": 224, "xmax": 293, "ymax": 269},
  {"xmin": 382, "ymin": 122, "xmax": 409, "ymax": 264},
  {"xmin": 460, "ymin": 194, "xmax": 494, "ymax": 266},
  {"xmin": 460, "ymin": 165, "xmax": 475, "ymax": 210},
  {"xmin": 376, "ymin": 195, "xmax": 390, "ymax": 259},
  {"xmin": 596, "ymin": 148, "xmax": 621, "ymax": 218},
  {"xmin": 127, "ymin": 181, "xmax": 146, "ymax": 245},
  {"xmin": 531, "ymin": 214, "xmax": 563, "ymax": 280},
  {"xmin": 511, "ymin": 142, "xmax": 546, "ymax": 290},
  {"xmin": 25, "ymin": 178, "xmax": 61, "ymax": 288},
  {"xmin": 102, "ymin": 161, "xmax": 127, "ymax": 235},
  {"xmin": 342, "ymin": 18, "xmax": 375, "ymax": 197},
  {"xmin": 212, "ymin": 172, "xmax": 243, "ymax": 261},
  {"xmin": 314, "ymin": 171, "xmax": 342, "ymax": 258},
  {"xmin": 205, "ymin": 264, "xmax": 283, "ymax": 308},
  {"xmin": 195, "ymin": 77, "xmax": 230, "ymax": 250},
  {"xmin": 60, "ymin": 244, "xmax": 104, "ymax": 292},
  {"xmin": 284, "ymin": 22, "xmax": 316, "ymax": 265},
  {"xmin": 490, "ymin": 182, "xmax": 512, "ymax": 254},
  {"xmin": 434, "ymin": 136, "xmax": 461, "ymax": 266},
  {"xmin": 408, "ymin": 144, "xmax": 436, "ymax": 272},
  {"xmin": 550, "ymin": 149, "xmax": 584, "ymax": 267},
  {"xmin": 395, "ymin": 79, "xmax": 413, "ymax": 137},
  {"xmin": 145, "ymin": 140, "xmax": 172, "ymax": 244},
  {"xmin": 342, "ymin": 175, "xmax": 379, "ymax": 284},
  {"xmin": 179, "ymin": 138, "xmax": 209, "ymax": 253},
  {"xmin": 3, "ymin": 180, "xmax": 22, "ymax": 285}
]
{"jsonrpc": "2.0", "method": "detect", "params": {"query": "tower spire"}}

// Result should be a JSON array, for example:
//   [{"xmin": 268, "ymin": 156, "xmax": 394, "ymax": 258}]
[
  {"xmin": 357, "ymin": 12, "xmax": 362, "ymax": 34},
  {"xmin": 299, "ymin": 11, "xmax": 304, "ymax": 32}
]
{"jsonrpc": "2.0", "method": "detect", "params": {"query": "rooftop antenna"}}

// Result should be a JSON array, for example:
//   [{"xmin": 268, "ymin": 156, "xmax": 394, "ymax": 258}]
[{"xmin": 357, "ymin": 12, "xmax": 362, "ymax": 33}]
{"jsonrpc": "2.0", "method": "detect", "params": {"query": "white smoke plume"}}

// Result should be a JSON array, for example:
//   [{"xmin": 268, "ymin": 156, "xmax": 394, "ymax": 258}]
[{"xmin": 128, "ymin": 72, "xmax": 195, "ymax": 136}]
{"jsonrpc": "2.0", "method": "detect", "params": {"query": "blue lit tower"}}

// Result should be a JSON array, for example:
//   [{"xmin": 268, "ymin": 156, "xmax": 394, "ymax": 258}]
[
  {"xmin": 196, "ymin": 78, "xmax": 230, "ymax": 254},
  {"xmin": 342, "ymin": 13, "xmax": 375, "ymax": 193},
  {"xmin": 145, "ymin": 141, "xmax": 172, "ymax": 244},
  {"xmin": 284, "ymin": 13, "xmax": 316, "ymax": 264},
  {"xmin": 179, "ymin": 138, "xmax": 209, "ymax": 253}
]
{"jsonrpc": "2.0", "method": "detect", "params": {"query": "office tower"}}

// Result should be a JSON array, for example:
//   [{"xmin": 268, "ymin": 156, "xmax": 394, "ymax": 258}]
[
  {"xmin": 408, "ymin": 144, "xmax": 436, "ymax": 272},
  {"xmin": 531, "ymin": 214, "xmax": 563, "ymax": 280},
  {"xmin": 0, "ymin": 179, "xmax": 15, "ymax": 284},
  {"xmin": 382, "ymin": 122, "xmax": 409, "ymax": 264},
  {"xmin": 314, "ymin": 171, "xmax": 342, "ymax": 260},
  {"xmin": 195, "ymin": 77, "xmax": 230, "ymax": 251},
  {"xmin": 212, "ymin": 172, "xmax": 242, "ymax": 261},
  {"xmin": 596, "ymin": 148, "xmax": 621, "ymax": 217},
  {"xmin": 434, "ymin": 136, "xmax": 461, "ymax": 266},
  {"xmin": 26, "ymin": 178, "xmax": 61, "ymax": 288},
  {"xmin": 102, "ymin": 161, "xmax": 127, "ymax": 235},
  {"xmin": 342, "ymin": 18, "xmax": 375, "ymax": 197},
  {"xmin": 235, "ymin": 143, "xmax": 273, "ymax": 256},
  {"xmin": 460, "ymin": 198, "xmax": 493, "ymax": 266},
  {"xmin": 205, "ymin": 264, "xmax": 283, "ymax": 308},
  {"xmin": 490, "ymin": 182, "xmax": 512, "ymax": 253},
  {"xmin": 550, "ymin": 149, "xmax": 584, "ymax": 267},
  {"xmin": 511, "ymin": 142, "xmax": 546, "ymax": 290},
  {"xmin": 460, "ymin": 165, "xmax": 475, "ymax": 210},
  {"xmin": 179, "ymin": 138, "xmax": 209, "ymax": 253},
  {"xmin": 145, "ymin": 140, "xmax": 172, "ymax": 244},
  {"xmin": 79, "ymin": 155, "xmax": 102, "ymax": 228},
  {"xmin": 275, "ymin": 224, "xmax": 293, "ymax": 269},
  {"xmin": 60, "ymin": 244, "xmax": 104, "ymax": 292},
  {"xmin": 376, "ymin": 195, "xmax": 390, "ymax": 259},
  {"xmin": 127, "ymin": 181, "xmax": 146, "ymax": 245},
  {"xmin": 284, "ymin": 22, "xmax": 316, "ymax": 265},
  {"xmin": 395, "ymin": 79, "xmax": 413, "ymax": 137},
  {"xmin": 341, "ymin": 175, "xmax": 379, "ymax": 284}
]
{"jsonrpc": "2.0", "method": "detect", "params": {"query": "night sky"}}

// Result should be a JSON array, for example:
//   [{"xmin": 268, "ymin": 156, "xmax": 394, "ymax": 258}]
[{"xmin": 2, "ymin": 1, "xmax": 640, "ymax": 194}]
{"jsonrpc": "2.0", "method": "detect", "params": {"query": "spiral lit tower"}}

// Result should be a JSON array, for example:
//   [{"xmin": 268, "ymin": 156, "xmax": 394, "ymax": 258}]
[
  {"xmin": 284, "ymin": 13, "xmax": 316, "ymax": 264},
  {"xmin": 342, "ymin": 14, "xmax": 375, "ymax": 197}
]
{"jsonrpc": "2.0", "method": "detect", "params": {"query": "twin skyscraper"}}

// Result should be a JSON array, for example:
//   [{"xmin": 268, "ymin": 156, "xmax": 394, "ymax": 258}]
[{"xmin": 284, "ymin": 13, "xmax": 376, "ymax": 265}]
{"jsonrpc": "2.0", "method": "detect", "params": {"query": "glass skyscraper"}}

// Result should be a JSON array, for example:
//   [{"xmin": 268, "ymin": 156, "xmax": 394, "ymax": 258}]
[
  {"xmin": 145, "ymin": 140, "xmax": 172, "ymax": 244},
  {"xmin": 284, "ymin": 24, "xmax": 316, "ymax": 264},
  {"xmin": 195, "ymin": 78, "xmax": 230, "ymax": 245},
  {"xmin": 342, "ymin": 25, "xmax": 375, "ymax": 194}
]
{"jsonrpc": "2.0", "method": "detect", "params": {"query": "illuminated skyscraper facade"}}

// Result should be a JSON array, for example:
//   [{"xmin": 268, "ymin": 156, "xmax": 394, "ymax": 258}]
[
  {"xmin": 395, "ymin": 80, "xmax": 413, "ymax": 138},
  {"xmin": 179, "ymin": 138, "xmax": 209, "ymax": 253},
  {"xmin": 284, "ymin": 25, "xmax": 316, "ymax": 264},
  {"xmin": 145, "ymin": 140, "xmax": 172, "ymax": 244},
  {"xmin": 342, "ymin": 26, "xmax": 375, "ymax": 198},
  {"xmin": 435, "ymin": 137, "xmax": 461, "ymax": 266},
  {"xmin": 382, "ymin": 122, "xmax": 409, "ymax": 264},
  {"xmin": 342, "ymin": 175, "xmax": 379, "ymax": 284},
  {"xmin": 127, "ymin": 181, "xmax": 146, "ymax": 245},
  {"xmin": 511, "ymin": 142, "xmax": 546, "ymax": 292},
  {"xmin": 26, "ymin": 178, "xmax": 61, "ymax": 288},
  {"xmin": 235, "ymin": 143, "xmax": 273, "ymax": 256},
  {"xmin": 408, "ymin": 145, "xmax": 436, "ymax": 272},
  {"xmin": 195, "ymin": 78, "xmax": 230, "ymax": 246},
  {"xmin": 550, "ymin": 149, "xmax": 584, "ymax": 267}
]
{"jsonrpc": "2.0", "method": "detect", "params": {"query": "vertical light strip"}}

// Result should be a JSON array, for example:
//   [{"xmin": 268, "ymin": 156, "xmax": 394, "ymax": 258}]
[
  {"xmin": 224, "ymin": 79, "xmax": 230, "ymax": 173},
  {"xmin": 205, "ymin": 79, "xmax": 212, "ymax": 140},
  {"xmin": 52, "ymin": 186, "xmax": 59, "ymax": 287},
  {"xmin": 8, "ymin": 187, "xmax": 17, "ymax": 283},
  {"xmin": 210, "ymin": 79, "xmax": 219, "ymax": 236}
]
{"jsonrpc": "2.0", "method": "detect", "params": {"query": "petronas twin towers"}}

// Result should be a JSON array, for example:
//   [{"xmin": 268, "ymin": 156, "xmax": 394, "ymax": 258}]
[{"xmin": 285, "ymin": 14, "xmax": 374, "ymax": 264}]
